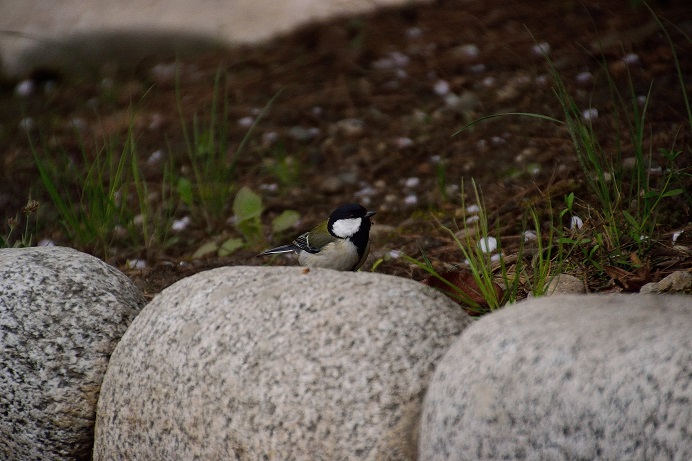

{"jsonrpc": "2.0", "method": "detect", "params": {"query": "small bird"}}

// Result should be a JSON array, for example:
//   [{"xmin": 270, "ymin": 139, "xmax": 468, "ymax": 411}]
[{"xmin": 258, "ymin": 203, "xmax": 376, "ymax": 271}]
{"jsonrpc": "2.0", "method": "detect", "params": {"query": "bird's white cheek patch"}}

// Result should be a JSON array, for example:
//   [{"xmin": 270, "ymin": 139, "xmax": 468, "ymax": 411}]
[{"xmin": 332, "ymin": 217, "xmax": 362, "ymax": 238}]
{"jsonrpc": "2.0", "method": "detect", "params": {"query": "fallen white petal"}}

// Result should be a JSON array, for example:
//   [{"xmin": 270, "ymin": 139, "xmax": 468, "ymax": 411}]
[
  {"xmin": 172, "ymin": 216, "xmax": 191, "ymax": 231},
  {"xmin": 15, "ymin": 79, "xmax": 34, "ymax": 97},
  {"xmin": 622, "ymin": 53, "xmax": 640, "ymax": 65},
  {"xmin": 387, "ymin": 250, "xmax": 402, "ymax": 259},
  {"xmin": 127, "ymin": 259, "xmax": 147, "ymax": 269},
  {"xmin": 466, "ymin": 204, "xmax": 480, "ymax": 214},
  {"xmin": 433, "ymin": 79, "xmax": 450, "ymax": 96},
  {"xmin": 523, "ymin": 230, "xmax": 537, "ymax": 242},
  {"xmin": 404, "ymin": 177, "xmax": 420, "ymax": 188},
  {"xmin": 237, "ymin": 117, "xmax": 254, "ymax": 128},
  {"xmin": 404, "ymin": 194, "xmax": 418, "ymax": 205},
  {"xmin": 532, "ymin": 42, "xmax": 551, "ymax": 56},
  {"xmin": 582, "ymin": 108, "xmax": 598, "ymax": 120},
  {"xmin": 478, "ymin": 236, "xmax": 497, "ymax": 253},
  {"xmin": 465, "ymin": 215, "xmax": 480, "ymax": 224}
]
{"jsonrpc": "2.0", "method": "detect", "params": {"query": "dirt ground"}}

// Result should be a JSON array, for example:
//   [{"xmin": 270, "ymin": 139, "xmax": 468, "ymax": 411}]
[{"xmin": 1, "ymin": 0, "xmax": 690, "ymax": 302}]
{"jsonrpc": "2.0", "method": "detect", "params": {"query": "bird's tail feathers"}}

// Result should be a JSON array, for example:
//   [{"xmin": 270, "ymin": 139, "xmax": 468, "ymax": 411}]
[{"xmin": 257, "ymin": 245, "xmax": 298, "ymax": 256}]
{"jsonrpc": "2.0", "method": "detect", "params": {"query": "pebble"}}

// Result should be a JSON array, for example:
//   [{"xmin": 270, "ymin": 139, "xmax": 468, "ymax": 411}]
[
  {"xmin": 15, "ymin": 79, "xmax": 34, "ymax": 97},
  {"xmin": 575, "ymin": 71, "xmax": 593, "ymax": 84},
  {"xmin": 582, "ymin": 108, "xmax": 598, "ymax": 121},
  {"xmin": 443, "ymin": 91, "xmax": 479, "ymax": 114},
  {"xmin": 622, "ymin": 53, "xmax": 640, "ymax": 65},
  {"xmin": 404, "ymin": 177, "xmax": 420, "ymax": 188},
  {"xmin": 532, "ymin": 42, "xmax": 551, "ymax": 56},
  {"xmin": 433, "ymin": 80, "xmax": 450, "ymax": 96},
  {"xmin": 147, "ymin": 150, "xmax": 164, "ymax": 165},
  {"xmin": 19, "ymin": 117, "xmax": 35, "ymax": 131},
  {"xmin": 523, "ymin": 230, "xmax": 537, "ymax": 242},
  {"xmin": 126, "ymin": 259, "xmax": 147, "ymax": 269},
  {"xmin": 171, "ymin": 216, "xmax": 191, "ymax": 232},
  {"xmin": 148, "ymin": 113, "xmax": 165, "ymax": 131},
  {"xmin": 406, "ymin": 27, "xmax": 422, "ymax": 39},
  {"xmin": 393, "ymin": 137, "xmax": 413, "ymax": 149},
  {"xmin": 354, "ymin": 186, "xmax": 376, "ymax": 198},
  {"xmin": 534, "ymin": 74, "xmax": 549, "ymax": 86},
  {"xmin": 150, "ymin": 62, "xmax": 179, "ymax": 84},
  {"xmin": 320, "ymin": 177, "xmax": 344, "ymax": 194},
  {"xmin": 258, "ymin": 183, "xmax": 278, "ymax": 192},
  {"xmin": 672, "ymin": 231, "xmax": 683, "ymax": 243},
  {"xmin": 288, "ymin": 126, "xmax": 320, "ymax": 141},
  {"xmin": 372, "ymin": 51, "xmax": 410, "ymax": 70},
  {"xmin": 527, "ymin": 163, "xmax": 541, "ymax": 175},
  {"xmin": 543, "ymin": 273, "xmax": 586, "ymax": 296},
  {"xmin": 481, "ymin": 76, "xmax": 495, "ymax": 87},
  {"xmin": 262, "ymin": 131, "xmax": 278, "ymax": 147},
  {"xmin": 404, "ymin": 194, "xmax": 418, "ymax": 206},
  {"xmin": 622, "ymin": 157, "xmax": 637, "ymax": 169},
  {"xmin": 452, "ymin": 44, "xmax": 480, "ymax": 60},
  {"xmin": 640, "ymin": 271, "xmax": 692, "ymax": 294},
  {"xmin": 237, "ymin": 117, "xmax": 254, "ymax": 128},
  {"xmin": 466, "ymin": 205, "xmax": 480, "ymax": 214},
  {"xmin": 465, "ymin": 215, "xmax": 480, "ymax": 224},
  {"xmin": 332, "ymin": 118, "xmax": 364, "ymax": 137}
]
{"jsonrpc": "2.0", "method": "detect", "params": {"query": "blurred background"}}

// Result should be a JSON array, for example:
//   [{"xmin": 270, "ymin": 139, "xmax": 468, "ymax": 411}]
[{"xmin": 0, "ymin": 0, "xmax": 430, "ymax": 78}]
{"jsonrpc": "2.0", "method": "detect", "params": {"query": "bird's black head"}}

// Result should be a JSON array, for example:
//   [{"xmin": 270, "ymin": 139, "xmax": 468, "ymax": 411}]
[{"xmin": 327, "ymin": 204, "xmax": 376, "ymax": 254}]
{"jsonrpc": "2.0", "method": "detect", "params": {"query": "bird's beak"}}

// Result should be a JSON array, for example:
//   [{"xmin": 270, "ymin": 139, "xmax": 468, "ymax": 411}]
[{"xmin": 365, "ymin": 211, "xmax": 377, "ymax": 218}]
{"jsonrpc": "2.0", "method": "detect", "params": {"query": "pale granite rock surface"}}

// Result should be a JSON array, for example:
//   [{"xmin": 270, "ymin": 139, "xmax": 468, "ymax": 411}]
[
  {"xmin": 640, "ymin": 271, "xmax": 692, "ymax": 294},
  {"xmin": 0, "ymin": 246, "xmax": 145, "ymax": 461},
  {"xmin": 419, "ymin": 294, "xmax": 692, "ymax": 461},
  {"xmin": 94, "ymin": 266, "xmax": 471, "ymax": 461}
]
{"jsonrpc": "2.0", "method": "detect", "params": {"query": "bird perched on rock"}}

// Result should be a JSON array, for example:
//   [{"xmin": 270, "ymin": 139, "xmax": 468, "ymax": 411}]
[{"xmin": 258, "ymin": 203, "xmax": 376, "ymax": 271}]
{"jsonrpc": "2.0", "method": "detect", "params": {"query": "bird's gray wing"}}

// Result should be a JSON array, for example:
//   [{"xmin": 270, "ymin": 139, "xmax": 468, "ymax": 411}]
[{"xmin": 293, "ymin": 221, "xmax": 336, "ymax": 254}]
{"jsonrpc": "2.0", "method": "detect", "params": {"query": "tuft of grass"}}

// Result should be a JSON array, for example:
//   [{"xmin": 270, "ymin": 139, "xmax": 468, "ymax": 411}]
[
  {"xmin": 451, "ymin": 15, "xmax": 689, "ymax": 286},
  {"xmin": 1, "ymin": 197, "xmax": 40, "ymax": 248},
  {"xmin": 263, "ymin": 142, "xmax": 302, "ymax": 186},
  {"xmin": 176, "ymin": 67, "xmax": 283, "ymax": 231},
  {"xmin": 30, "ymin": 128, "xmax": 134, "ymax": 256},
  {"xmin": 524, "ymin": 205, "xmax": 564, "ymax": 297},
  {"xmin": 176, "ymin": 67, "xmax": 234, "ymax": 230},
  {"xmin": 125, "ymin": 123, "xmax": 180, "ymax": 259},
  {"xmin": 28, "ymin": 64, "xmax": 286, "ymax": 260},
  {"xmin": 544, "ymin": 28, "xmax": 688, "ymax": 271},
  {"xmin": 29, "ymin": 109, "xmax": 179, "ymax": 259},
  {"xmin": 406, "ymin": 181, "xmax": 522, "ymax": 313}
]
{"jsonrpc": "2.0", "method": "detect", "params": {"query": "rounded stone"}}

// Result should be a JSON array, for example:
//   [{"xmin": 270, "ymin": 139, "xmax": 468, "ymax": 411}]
[
  {"xmin": 0, "ymin": 246, "xmax": 146, "ymax": 461},
  {"xmin": 419, "ymin": 294, "xmax": 691, "ymax": 461},
  {"xmin": 94, "ymin": 266, "xmax": 471, "ymax": 460}
]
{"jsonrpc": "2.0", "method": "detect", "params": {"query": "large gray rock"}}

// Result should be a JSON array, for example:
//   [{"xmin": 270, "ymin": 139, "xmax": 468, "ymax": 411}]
[
  {"xmin": 0, "ymin": 246, "xmax": 146, "ymax": 461},
  {"xmin": 94, "ymin": 266, "xmax": 471, "ymax": 460},
  {"xmin": 419, "ymin": 294, "xmax": 692, "ymax": 461}
]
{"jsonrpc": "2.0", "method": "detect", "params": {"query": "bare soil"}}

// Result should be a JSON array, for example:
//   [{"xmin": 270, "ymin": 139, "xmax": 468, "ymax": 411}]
[{"xmin": 1, "ymin": 0, "xmax": 690, "ymax": 304}]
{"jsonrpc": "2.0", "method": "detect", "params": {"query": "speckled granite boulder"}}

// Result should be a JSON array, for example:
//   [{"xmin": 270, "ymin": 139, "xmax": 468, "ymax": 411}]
[
  {"xmin": 419, "ymin": 294, "xmax": 691, "ymax": 461},
  {"xmin": 0, "ymin": 246, "xmax": 146, "ymax": 461},
  {"xmin": 94, "ymin": 266, "xmax": 471, "ymax": 460}
]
